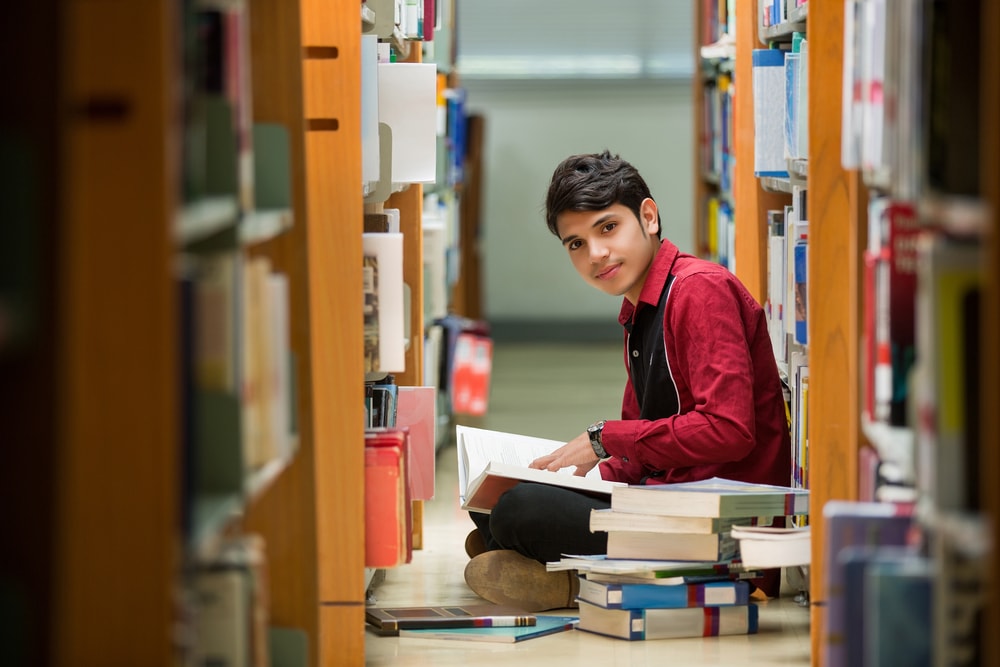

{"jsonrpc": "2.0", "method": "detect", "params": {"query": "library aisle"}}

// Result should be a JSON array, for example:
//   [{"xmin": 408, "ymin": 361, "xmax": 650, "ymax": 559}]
[{"xmin": 365, "ymin": 342, "xmax": 810, "ymax": 666}]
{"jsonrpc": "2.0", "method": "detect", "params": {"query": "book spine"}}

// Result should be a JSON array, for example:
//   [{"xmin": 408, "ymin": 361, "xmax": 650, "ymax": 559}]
[{"xmin": 395, "ymin": 616, "xmax": 536, "ymax": 630}]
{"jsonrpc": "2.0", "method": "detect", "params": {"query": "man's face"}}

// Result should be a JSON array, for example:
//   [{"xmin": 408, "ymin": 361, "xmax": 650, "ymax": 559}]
[{"xmin": 556, "ymin": 198, "xmax": 660, "ymax": 305}]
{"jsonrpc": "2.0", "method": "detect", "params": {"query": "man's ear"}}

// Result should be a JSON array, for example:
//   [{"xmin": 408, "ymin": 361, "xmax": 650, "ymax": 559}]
[{"xmin": 640, "ymin": 198, "xmax": 659, "ymax": 235}]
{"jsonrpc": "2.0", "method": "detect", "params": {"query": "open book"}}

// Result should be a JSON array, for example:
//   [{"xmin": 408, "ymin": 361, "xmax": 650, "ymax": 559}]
[{"xmin": 455, "ymin": 425, "xmax": 624, "ymax": 514}]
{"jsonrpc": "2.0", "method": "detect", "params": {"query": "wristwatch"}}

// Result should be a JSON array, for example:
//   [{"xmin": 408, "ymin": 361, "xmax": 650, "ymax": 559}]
[{"xmin": 587, "ymin": 420, "xmax": 609, "ymax": 459}]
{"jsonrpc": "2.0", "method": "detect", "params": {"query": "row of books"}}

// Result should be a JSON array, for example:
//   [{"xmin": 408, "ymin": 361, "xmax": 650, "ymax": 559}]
[{"xmin": 364, "ymin": 382, "xmax": 437, "ymax": 568}]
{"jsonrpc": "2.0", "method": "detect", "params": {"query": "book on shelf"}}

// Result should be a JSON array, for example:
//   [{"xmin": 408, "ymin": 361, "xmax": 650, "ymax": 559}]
[
  {"xmin": 398, "ymin": 615, "xmax": 577, "ymax": 644},
  {"xmin": 609, "ymin": 477, "xmax": 809, "ymax": 518},
  {"xmin": 766, "ymin": 209, "xmax": 786, "ymax": 363},
  {"xmin": 819, "ymin": 500, "xmax": 914, "ymax": 667},
  {"xmin": 576, "ymin": 600, "xmax": 758, "ymax": 641},
  {"xmin": 191, "ymin": 535, "xmax": 269, "ymax": 667},
  {"xmin": 864, "ymin": 197, "xmax": 919, "ymax": 427},
  {"xmin": 838, "ymin": 544, "xmax": 923, "ymax": 667},
  {"xmin": 455, "ymin": 425, "xmax": 624, "ymax": 514},
  {"xmin": 364, "ymin": 428, "xmax": 410, "ymax": 568},
  {"xmin": 751, "ymin": 48, "xmax": 789, "ymax": 177},
  {"xmin": 450, "ymin": 332, "xmax": 493, "ymax": 417},
  {"xmin": 395, "ymin": 385, "xmax": 436, "ymax": 501},
  {"xmin": 589, "ymin": 508, "xmax": 770, "ymax": 535},
  {"xmin": 577, "ymin": 576, "xmax": 750, "ymax": 610},
  {"xmin": 365, "ymin": 603, "xmax": 536, "ymax": 636},
  {"xmin": 913, "ymin": 234, "xmax": 983, "ymax": 514},
  {"xmin": 362, "ymin": 232, "xmax": 405, "ymax": 374},
  {"xmin": 864, "ymin": 550, "xmax": 933, "ymax": 667},
  {"xmin": 362, "ymin": 253, "xmax": 379, "ymax": 373},
  {"xmin": 729, "ymin": 525, "xmax": 811, "ymax": 568},
  {"xmin": 605, "ymin": 529, "xmax": 738, "ymax": 562}
]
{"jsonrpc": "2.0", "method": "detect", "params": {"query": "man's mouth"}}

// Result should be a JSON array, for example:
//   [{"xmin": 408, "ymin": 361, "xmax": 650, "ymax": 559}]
[{"xmin": 596, "ymin": 263, "xmax": 620, "ymax": 281}]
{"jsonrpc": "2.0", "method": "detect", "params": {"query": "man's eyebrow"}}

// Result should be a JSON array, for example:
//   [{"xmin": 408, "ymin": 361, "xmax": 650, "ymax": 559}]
[{"xmin": 560, "ymin": 213, "xmax": 617, "ymax": 247}]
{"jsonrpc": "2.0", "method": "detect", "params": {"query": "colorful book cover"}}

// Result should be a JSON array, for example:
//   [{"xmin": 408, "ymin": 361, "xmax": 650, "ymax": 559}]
[
  {"xmin": 577, "ymin": 577, "xmax": 749, "ymax": 610},
  {"xmin": 363, "ymin": 429, "xmax": 409, "ymax": 568},
  {"xmin": 752, "ymin": 48, "xmax": 790, "ymax": 177},
  {"xmin": 820, "ymin": 500, "xmax": 914, "ymax": 667},
  {"xmin": 399, "ymin": 615, "xmax": 577, "ymax": 643},
  {"xmin": 577, "ymin": 600, "xmax": 758, "ymax": 641},
  {"xmin": 865, "ymin": 551, "xmax": 933, "ymax": 667},
  {"xmin": 395, "ymin": 386, "xmax": 436, "ymax": 501}
]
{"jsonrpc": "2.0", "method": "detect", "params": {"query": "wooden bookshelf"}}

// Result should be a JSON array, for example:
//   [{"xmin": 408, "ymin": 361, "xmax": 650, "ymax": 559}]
[
  {"xmin": 801, "ymin": 4, "xmax": 862, "ymax": 664},
  {"xmin": 732, "ymin": 2, "xmax": 793, "ymax": 304},
  {"xmin": 51, "ymin": 2, "xmax": 179, "ymax": 664},
  {"xmin": 240, "ymin": 0, "xmax": 367, "ymax": 664},
  {"xmin": 706, "ymin": 2, "xmax": 1000, "ymax": 665},
  {"xmin": 980, "ymin": 1, "xmax": 1000, "ymax": 662}
]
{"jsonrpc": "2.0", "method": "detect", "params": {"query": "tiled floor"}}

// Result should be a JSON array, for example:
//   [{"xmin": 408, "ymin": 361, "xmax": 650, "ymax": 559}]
[{"xmin": 365, "ymin": 342, "xmax": 811, "ymax": 666}]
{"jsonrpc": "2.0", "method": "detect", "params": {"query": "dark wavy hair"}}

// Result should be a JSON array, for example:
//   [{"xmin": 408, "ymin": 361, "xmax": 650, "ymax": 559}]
[{"xmin": 544, "ymin": 150, "xmax": 661, "ymax": 239}]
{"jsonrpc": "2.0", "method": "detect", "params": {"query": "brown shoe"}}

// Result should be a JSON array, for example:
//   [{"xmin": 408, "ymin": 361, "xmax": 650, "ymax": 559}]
[
  {"xmin": 464, "ymin": 550, "xmax": 579, "ymax": 612},
  {"xmin": 464, "ymin": 529, "xmax": 488, "ymax": 559}
]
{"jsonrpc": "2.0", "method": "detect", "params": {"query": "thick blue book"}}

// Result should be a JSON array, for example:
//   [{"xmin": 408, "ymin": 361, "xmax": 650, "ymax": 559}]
[
  {"xmin": 577, "ymin": 577, "xmax": 750, "ymax": 610},
  {"xmin": 577, "ymin": 600, "xmax": 759, "ymax": 641}
]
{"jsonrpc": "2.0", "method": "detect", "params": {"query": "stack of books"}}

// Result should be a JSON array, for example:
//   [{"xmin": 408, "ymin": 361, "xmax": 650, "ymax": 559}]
[{"xmin": 557, "ymin": 477, "xmax": 811, "ymax": 640}]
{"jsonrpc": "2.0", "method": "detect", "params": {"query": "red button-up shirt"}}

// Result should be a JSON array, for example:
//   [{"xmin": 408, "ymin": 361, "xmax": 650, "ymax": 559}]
[{"xmin": 599, "ymin": 239, "xmax": 792, "ymax": 488}]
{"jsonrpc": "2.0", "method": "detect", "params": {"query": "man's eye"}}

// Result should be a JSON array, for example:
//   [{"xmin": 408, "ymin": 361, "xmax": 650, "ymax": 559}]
[
  {"xmin": 603, "ymin": 222, "xmax": 617, "ymax": 233},
  {"xmin": 568, "ymin": 240, "xmax": 582, "ymax": 251}
]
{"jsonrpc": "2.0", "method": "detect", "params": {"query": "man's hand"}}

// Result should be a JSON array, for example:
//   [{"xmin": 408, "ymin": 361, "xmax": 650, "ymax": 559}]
[{"xmin": 528, "ymin": 432, "xmax": 600, "ymax": 477}]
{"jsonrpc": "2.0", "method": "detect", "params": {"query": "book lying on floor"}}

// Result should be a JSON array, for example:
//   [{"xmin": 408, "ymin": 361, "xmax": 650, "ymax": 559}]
[
  {"xmin": 365, "ymin": 603, "xmax": 536, "ymax": 635},
  {"xmin": 605, "ymin": 528, "xmax": 739, "ymax": 562},
  {"xmin": 577, "ymin": 577, "xmax": 750, "ymax": 610},
  {"xmin": 590, "ymin": 508, "xmax": 772, "ymax": 534},
  {"xmin": 399, "ymin": 615, "xmax": 578, "ymax": 643},
  {"xmin": 547, "ymin": 555, "xmax": 753, "ymax": 578},
  {"xmin": 455, "ymin": 425, "xmax": 624, "ymax": 513},
  {"xmin": 610, "ymin": 477, "xmax": 810, "ymax": 518},
  {"xmin": 577, "ymin": 599, "xmax": 759, "ymax": 640}
]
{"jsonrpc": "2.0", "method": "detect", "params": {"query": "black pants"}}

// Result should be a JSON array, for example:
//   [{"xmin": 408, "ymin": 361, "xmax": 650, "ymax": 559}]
[{"xmin": 469, "ymin": 482, "xmax": 610, "ymax": 564}]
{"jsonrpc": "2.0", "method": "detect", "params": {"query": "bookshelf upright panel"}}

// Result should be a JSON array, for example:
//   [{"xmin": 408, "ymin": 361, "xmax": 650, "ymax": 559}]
[
  {"xmin": 54, "ymin": 1, "xmax": 179, "ymax": 664},
  {"xmin": 802, "ymin": 4, "xmax": 861, "ymax": 664},
  {"xmin": 980, "ymin": 0, "xmax": 1000, "ymax": 661}
]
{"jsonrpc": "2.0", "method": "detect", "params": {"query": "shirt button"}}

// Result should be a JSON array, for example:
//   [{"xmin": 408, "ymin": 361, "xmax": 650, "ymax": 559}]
[
  {"xmin": 631, "ymin": 350, "xmax": 639, "ymax": 357},
  {"xmin": 622, "ymin": 457, "xmax": 629, "ymax": 463}
]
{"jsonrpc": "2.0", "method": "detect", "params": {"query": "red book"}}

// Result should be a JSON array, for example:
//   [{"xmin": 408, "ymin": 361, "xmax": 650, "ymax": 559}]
[
  {"xmin": 451, "ymin": 333, "xmax": 492, "ymax": 416},
  {"xmin": 395, "ymin": 386, "xmax": 436, "ymax": 501},
  {"xmin": 364, "ymin": 429, "xmax": 411, "ymax": 568}
]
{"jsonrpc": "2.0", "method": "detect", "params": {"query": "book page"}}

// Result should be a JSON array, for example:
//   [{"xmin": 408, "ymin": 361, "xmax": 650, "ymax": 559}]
[{"xmin": 455, "ymin": 425, "xmax": 601, "ymax": 499}]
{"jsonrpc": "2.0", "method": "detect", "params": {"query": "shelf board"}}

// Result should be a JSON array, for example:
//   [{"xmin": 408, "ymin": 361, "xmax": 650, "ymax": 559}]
[
  {"xmin": 361, "ymin": 4, "xmax": 375, "ymax": 29},
  {"xmin": 176, "ymin": 196, "xmax": 240, "ymax": 246},
  {"xmin": 240, "ymin": 208, "xmax": 294, "ymax": 245},
  {"xmin": 787, "ymin": 158, "xmax": 808, "ymax": 181},
  {"xmin": 761, "ymin": 176, "xmax": 793, "ymax": 194},
  {"xmin": 190, "ymin": 491, "xmax": 243, "ymax": 561},
  {"xmin": 919, "ymin": 193, "xmax": 990, "ymax": 237},
  {"xmin": 861, "ymin": 418, "xmax": 915, "ymax": 480},
  {"xmin": 244, "ymin": 451, "xmax": 297, "ymax": 504},
  {"xmin": 759, "ymin": 20, "xmax": 807, "ymax": 44}
]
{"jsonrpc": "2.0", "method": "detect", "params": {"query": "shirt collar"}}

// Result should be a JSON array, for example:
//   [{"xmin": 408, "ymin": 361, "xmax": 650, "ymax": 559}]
[{"xmin": 617, "ymin": 238, "xmax": 680, "ymax": 326}]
